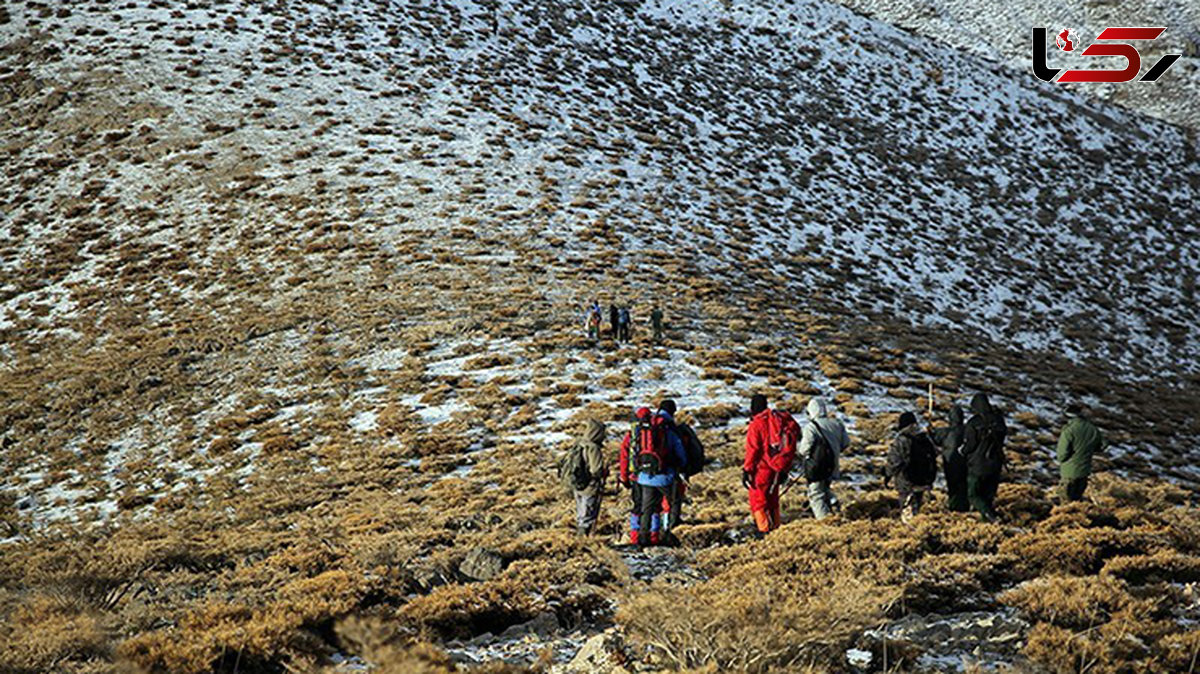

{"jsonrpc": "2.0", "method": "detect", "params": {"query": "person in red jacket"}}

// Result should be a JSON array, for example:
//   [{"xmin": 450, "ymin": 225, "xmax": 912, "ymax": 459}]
[
  {"xmin": 617, "ymin": 406, "xmax": 653, "ymax": 544},
  {"xmin": 743, "ymin": 394, "xmax": 800, "ymax": 535}
]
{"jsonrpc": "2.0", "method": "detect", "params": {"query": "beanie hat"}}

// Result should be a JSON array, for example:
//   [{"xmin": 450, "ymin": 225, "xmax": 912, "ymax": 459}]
[
  {"xmin": 897, "ymin": 411, "xmax": 917, "ymax": 431},
  {"xmin": 750, "ymin": 394, "xmax": 768, "ymax": 417},
  {"xmin": 659, "ymin": 399, "xmax": 677, "ymax": 416}
]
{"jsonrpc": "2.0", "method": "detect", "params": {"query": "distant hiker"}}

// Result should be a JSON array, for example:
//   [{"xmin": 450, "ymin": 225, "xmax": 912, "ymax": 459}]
[
  {"xmin": 618, "ymin": 407, "xmax": 653, "ymax": 545},
  {"xmin": 609, "ymin": 304, "xmax": 620, "ymax": 339},
  {"xmin": 630, "ymin": 402, "xmax": 688, "ymax": 547},
  {"xmin": 664, "ymin": 400, "xmax": 705, "ymax": 532},
  {"xmin": 960, "ymin": 393, "xmax": 1008, "ymax": 522},
  {"xmin": 559, "ymin": 420, "xmax": 608, "ymax": 535},
  {"xmin": 799, "ymin": 397, "xmax": 850, "ymax": 520},
  {"xmin": 886, "ymin": 412, "xmax": 939, "ymax": 523},
  {"xmin": 585, "ymin": 301, "xmax": 602, "ymax": 341},
  {"xmin": 743, "ymin": 394, "xmax": 800, "ymax": 535},
  {"xmin": 650, "ymin": 306, "xmax": 665, "ymax": 343},
  {"xmin": 1056, "ymin": 404, "xmax": 1106, "ymax": 503},
  {"xmin": 932, "ymin": 404, "xmax": 969, "ymax": 512},
  {"xmin": 618, "ymin": 306, "xmax": 632, "ymax": 343}
]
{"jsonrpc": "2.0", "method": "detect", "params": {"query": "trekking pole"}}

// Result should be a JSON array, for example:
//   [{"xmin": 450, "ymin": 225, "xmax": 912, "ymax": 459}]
[{"xmin": 928, "ymin": 382, "xmax": 935, "ymax": 416}]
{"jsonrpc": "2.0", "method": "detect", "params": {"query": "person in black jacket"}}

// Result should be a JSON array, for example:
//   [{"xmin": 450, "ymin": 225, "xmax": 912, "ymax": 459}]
[
  {"xmin": 887, "ymin": 412, "xmax": 938, "ymax": 523},
  {"xmin": 960, "ymin": 393, "xmax": 1007, "ymax": 522},
  {"xmin": 932, "ymin": 404, "xmax": 969, "ymax": 512}
]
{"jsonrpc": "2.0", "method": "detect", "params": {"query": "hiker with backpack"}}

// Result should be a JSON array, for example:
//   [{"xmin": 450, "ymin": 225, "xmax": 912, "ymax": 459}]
[
  {"xmin": 799, "ymin": 397, "xmax": 850, "ymax": 520},
  {"xmin": 886, "ymin": 412, "xmax": 939, "ymax": 523},
  {"xmin": 742, "ymin": 394, "xmax": 800, "ymax": 535},
  {"xmin": 650, "ymin": 306, "xmax": 665, "ymax": 343},
  {"xmin": 586, "ymin": 301, "xmax": 602, "ymax": 341},
  {"xmin": 629, "ymin": 401, "xmax": 688, "ymax": 547},
  {"xmin": 618, "ymin": 407, "xmax": 652, "ymax": 545},
  {"xmin": 618, "ymin": 306, "xmax": 632, "ymax": 343},
  {"xmin": 609, "ymin": 303, "xmax": 620, "ymax": 340},
  {"xmin": 1056, "ymin": 403, "xmax": 1106, "ymax": 503},
  {"xmin": 663, "ymin": 400, "xmax": 705, "ymax": 532},
  {"xmin": 960, "ymin": 393, "xmax": 1008, "ymax": 522},
  {"xmin": 559, "ymin": 419, "xmax": 609, "ymax": 536},
  {"xmin": 932, "ymin": 404, "xmax": 969, "ymax": 512}
]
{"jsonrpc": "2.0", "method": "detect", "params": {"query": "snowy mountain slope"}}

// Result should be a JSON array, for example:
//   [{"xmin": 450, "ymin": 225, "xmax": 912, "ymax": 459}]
[
  {"xmin": 2, "ymin": 0, "xmax": 1199, "ymax": 523},
  {"xmin": 3, "ymin": 0, "xmax": 1199, "ymax": 368}
]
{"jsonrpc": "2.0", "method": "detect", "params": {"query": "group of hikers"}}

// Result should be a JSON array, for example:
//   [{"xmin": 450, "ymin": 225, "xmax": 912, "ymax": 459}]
[
  {"xmin": 584, "ymin": 300, "xmax": 666, "ymax": 344},
  {"xmin": 561, "ymin": 400, "xmax": 703, "ymax": 545},
  {"xmin": 561, "ymin": 391, "xmax": 1107, "ymax": 544}
]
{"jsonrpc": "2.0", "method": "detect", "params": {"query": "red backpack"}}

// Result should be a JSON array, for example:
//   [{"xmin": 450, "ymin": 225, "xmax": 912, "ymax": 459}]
[
  {"xmin": 633, "ymin": 415, "xmax": 671, "ymax": 475},
  {"xmin": 765, "ymin": 410, "xmax": 799, "ymax": 473}
]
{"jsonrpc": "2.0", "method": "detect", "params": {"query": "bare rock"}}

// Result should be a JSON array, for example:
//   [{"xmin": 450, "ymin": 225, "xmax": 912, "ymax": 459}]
[
  {"xmin": 459, "ymin": 547, "xmax": 504, "ymax": 582},
  {"xmin": 553, "ymin": 629, "xmax": 630, "ymax": 674}
]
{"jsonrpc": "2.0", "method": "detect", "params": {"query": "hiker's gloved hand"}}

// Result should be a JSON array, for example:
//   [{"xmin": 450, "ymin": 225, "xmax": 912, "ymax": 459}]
[{"xmin": 741, "ymin": 470, "xmax": 753, "ymax": 489}]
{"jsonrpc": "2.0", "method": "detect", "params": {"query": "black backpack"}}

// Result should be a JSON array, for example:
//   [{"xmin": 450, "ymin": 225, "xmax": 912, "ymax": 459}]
[
  {"xmin": 677, "ymin": 423, "xmax": 705, "ymax": 477},
  {"xmin": 905, "ymin": 432, "xmax": 939, "ymax": 487},
  {"xmin": 803, "ymin": 423, "xmax": 836, "ymax": 482},
  {"xmin": 979, "ymin": 416, "xmax": 1007, "ymax": 464}
]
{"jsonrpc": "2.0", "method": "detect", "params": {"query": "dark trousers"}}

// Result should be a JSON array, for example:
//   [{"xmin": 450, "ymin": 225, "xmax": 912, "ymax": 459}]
[
  {"xmin": 627, "ymin": 483, "xmax": 643, "ymax": 543},
  {"xmin": 639, "ymin": 483, "xmax": 678, "ymax": 544},
  {"xmin": 967, "ymin": 472, "xmax": 1000, "ymax": 522},
  {"xmin": 1059, "ymin": 476, "xmax": 1089, "ymax": 502},
  {"xmin": 665, "ymin": 480, "xmax": 686, "ymax": 531},
  {"xmin": 944, "ymin": 457, "xmax": 969, "ymax": 512},
  {"xmin": 618, "ymin": 324, "xmax": 631, "ymax": 342}
]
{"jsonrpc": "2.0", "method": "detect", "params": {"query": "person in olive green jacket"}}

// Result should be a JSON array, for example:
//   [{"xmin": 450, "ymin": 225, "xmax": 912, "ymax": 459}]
[
  {"xmin": 1056, "ymin": 404, "xmax": 1106, "ymax": 502},
  {"xmin": 572, "ymin": 419, "xmax": 609, "ymax": 535},
  {"xmin": 650, "ymin": 306, "xmax": 665, "ymax": 343}
]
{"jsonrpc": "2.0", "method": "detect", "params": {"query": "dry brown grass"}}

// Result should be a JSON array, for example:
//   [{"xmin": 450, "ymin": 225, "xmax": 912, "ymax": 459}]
[
  {"xmin": 0, "ymin": 599, "xmax": 108, "ymax": 672},
  {"xmin": 619, "ymin": 521, "xmax": 903, "ymax": 672},
  {"xmin": 619, "ymin": 565, "xmax": 888, "ymax": 672},
  {"xmin": 1001, "ymin": 575, "xmax": 1143, "ymax": 629}
]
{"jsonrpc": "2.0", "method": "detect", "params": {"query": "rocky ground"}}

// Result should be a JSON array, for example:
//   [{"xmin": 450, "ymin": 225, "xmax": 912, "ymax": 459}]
[{"xmin": 1, "ymin": 0, "xmax": 1199, "ymax": 672}]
